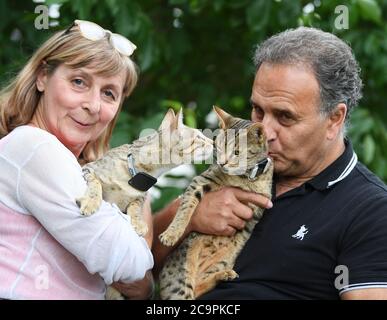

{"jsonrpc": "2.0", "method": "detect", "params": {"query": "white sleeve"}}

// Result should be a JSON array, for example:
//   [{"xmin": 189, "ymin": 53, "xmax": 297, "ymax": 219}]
[{"xmin": 17, "ymin": 141, "xmax": 153, "ymax": 285}]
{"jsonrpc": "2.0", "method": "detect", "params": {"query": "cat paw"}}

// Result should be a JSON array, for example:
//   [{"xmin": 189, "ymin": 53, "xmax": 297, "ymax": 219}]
[
  {"xmin": 105, "ymin": 286, "xmax": 125, "ymax": 300},
  {"xmin": 159, "ymin": 231, "xmax": 180, "ymax": 247},
  {"xmin": 76, "ymin": 197, "xmax": 101, "ymax": 216},
  {"xmin": 220, "ymin": 270, "xmax": 239, "ymax": 281},
  {"xmin": 132, "ymin": 220, "xmax": 149, "ymax": 237}
]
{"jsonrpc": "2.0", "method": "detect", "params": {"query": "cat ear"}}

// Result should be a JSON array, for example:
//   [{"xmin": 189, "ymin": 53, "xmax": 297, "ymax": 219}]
[
  {"xmin": 248, "ymin": 122, "xmax": 265, "ymax": 142},
  {"xmin": 174, "ymin": 108, "xmax": 184, "ymax": 129},
  {"xmin": 159, "ymin": 108, "xmax": 176, "ymax": 131},
  {"xmin": 213, "ymin": 106, "xmax": 232, "ymax": 129}
]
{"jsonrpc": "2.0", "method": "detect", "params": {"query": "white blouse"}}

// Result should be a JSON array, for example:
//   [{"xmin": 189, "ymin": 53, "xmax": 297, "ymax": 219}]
[{"xmin": 0, "ymin": 126, "xmax": 153, "ymax": 299}]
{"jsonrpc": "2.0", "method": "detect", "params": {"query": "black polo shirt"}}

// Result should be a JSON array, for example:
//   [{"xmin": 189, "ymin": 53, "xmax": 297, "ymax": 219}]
[{"xmin": 200, "ymin": 140, "xmax": 387, "ymax": 299}]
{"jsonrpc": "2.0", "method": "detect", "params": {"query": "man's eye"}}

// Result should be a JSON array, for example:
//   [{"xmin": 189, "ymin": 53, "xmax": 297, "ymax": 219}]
[
  {"xmin": 253, "ymin": 106, "xmax": 264, "ymax": 120},
  {"xmin": 279, "ymin": 113, "xmax": 296, "ymax": 125}
]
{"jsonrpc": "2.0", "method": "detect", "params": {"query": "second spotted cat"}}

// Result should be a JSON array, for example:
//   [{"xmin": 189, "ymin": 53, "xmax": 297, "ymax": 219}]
[{"xmin": 159, "ymin": 106, "xmax": 273, "ymax": 300}]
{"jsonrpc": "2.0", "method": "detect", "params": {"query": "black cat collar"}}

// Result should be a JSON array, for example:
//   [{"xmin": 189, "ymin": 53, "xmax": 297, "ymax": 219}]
[
  {"xmin": 247, "ymin": 157, "xmax": 272, "ymax": 181},
  {"xmin": 127, "ymin": 154, "xmax": 157, "ymax": 192}
]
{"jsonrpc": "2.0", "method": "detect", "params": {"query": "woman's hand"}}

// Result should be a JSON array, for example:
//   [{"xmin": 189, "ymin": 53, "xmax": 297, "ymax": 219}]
[
  {"xmin": 112, "ymin": 270, "xmax": 154, "ymax": 300},
  {"xmin": 188, "ymin": 187, "xmax": 273, "ymax": 236}
]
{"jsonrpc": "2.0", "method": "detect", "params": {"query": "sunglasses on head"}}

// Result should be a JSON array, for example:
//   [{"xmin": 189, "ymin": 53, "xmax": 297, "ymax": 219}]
[{"xmin": 64, "ymin": 20, "xmax": 137, "ymax": 57}]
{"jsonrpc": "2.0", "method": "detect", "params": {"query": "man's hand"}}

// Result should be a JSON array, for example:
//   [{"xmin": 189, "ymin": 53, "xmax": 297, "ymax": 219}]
[
  {"xmin": 152, "ymin": 187, "xmax": 272, "ymax": 277},
  {"xmin": 112, "ymin": 270, "xmax": 154, "ymax": 300},
  {"xmin": 188, "ymin": 187, "xmax": 273, "ymax": 236}
]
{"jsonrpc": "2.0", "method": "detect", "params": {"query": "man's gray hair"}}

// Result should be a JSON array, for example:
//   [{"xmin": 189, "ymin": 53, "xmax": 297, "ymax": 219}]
[{"xmin": 253, "ymin": 27, "xmax": 363, "ymax": 122}]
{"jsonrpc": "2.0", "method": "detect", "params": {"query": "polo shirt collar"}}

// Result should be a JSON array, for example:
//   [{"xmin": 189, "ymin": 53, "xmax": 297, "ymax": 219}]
[{"xmin": 306, "ymin": 139, "xmax": 358, "ymax": 191}]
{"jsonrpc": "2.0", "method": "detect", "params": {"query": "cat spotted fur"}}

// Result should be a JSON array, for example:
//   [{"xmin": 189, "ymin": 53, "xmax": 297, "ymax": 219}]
[
  {"xmin": 76, "ymin": 108, "xmax": 213, "ymax": 299},
  {"xmin": 158, "ymin": 106, "xmax": 273, "ymax": 300}
]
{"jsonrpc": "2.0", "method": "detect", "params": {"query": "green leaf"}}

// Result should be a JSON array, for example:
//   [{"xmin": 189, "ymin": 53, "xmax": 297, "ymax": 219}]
[
  {"xmin": 138, "ymin": 112, "xmax": 166, "ymax": 131},
  {"xmin": 246, "ymin": 0, "xmax": 271, "ymax": 32},
  {"xmin": 168, "ymin": 0, "xmax": 187, "ymax": 5},
  {"xmin": 45, "ymin": 0, "xmax": 69, "ymax": 5},
  {"xmin": 160, "ymin": 99, "xmax": 184, "ymax": 112},
  {"xmin": 184, "ymin": 108, "xmax": 197, "ymax": 128},
  {"xmin": 151, "ymin": 186, "xmax": 184, "ymax": 212},
  {"xmin": 357, "ymin": 0, "xmax": 382, "ymax": 24},
  {"xmin": 138, "ymin": 35, "xmax": 155, "ymax": 71},
  {"xmin": 363, "ymin": 134, "xmax": 376, "ymax": 164},
  {"xmin": 229, "ymin": 96, "xmax": 245, "ymax": 112}
]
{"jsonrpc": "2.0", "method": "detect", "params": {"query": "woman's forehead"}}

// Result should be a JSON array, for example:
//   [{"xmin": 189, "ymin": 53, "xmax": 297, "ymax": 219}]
[{"xmin": 61, "ymin": 64, "xmax": 126, "ymax": 90}]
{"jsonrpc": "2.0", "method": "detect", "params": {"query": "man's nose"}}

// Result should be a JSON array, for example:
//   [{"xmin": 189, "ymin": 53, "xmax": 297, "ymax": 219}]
[{"xmin": 261, "ymin": 117, "xmax": 277, "ymax": 142}]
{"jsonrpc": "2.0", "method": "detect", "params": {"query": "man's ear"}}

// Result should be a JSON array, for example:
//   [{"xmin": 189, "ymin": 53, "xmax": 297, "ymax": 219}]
[
  {"xmin": 327, "ymin": 103, "xmax": 347, "ymax": 140},
  {"xmin": 36, "ymin": 62, "xmax": 48, "ymax": 92}
]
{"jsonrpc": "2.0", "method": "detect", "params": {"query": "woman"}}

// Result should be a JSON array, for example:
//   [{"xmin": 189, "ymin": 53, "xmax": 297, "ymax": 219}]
[{"xmin": 0, "ymin": 20, "xmax": 153, "ymax": 299}]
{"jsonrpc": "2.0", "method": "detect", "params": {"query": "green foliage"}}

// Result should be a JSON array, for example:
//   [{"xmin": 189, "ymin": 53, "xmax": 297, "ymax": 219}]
[{"xmin": 1, "ymin": 0, "xmax": 386, "ymax": 210}]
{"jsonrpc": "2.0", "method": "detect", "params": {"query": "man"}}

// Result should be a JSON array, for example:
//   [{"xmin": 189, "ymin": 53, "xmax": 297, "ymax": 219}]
[{"xmin": 152, "ymin": 27, "xmax": 387, "ymax": 299}]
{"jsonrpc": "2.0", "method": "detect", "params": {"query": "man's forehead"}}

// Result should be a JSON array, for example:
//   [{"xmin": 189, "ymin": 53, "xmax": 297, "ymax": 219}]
[{"xmin": 252, "ymin": 64, "xmax": 319, "ymax": 101}]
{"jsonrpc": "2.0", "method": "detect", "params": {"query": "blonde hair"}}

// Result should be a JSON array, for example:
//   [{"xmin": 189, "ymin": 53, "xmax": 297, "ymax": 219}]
[{"xmin": 0, "ymin": 25, "xmax": 138, "ymax": 163}]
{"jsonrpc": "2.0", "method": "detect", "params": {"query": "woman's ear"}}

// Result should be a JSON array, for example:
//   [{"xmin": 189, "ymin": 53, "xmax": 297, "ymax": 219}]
[{"xmin": 36, "ymin": 62, "xmax": 48, "ymax": 92}]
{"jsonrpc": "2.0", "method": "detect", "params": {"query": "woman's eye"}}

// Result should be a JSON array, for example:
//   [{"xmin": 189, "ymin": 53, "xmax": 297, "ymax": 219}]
[
  {"xmin": 72, "ymin": 78, "xmax": 85, "ymax": 87},
  {"xmin": 104, "ymin": 90, "xmax": 116, "ymax": 101}
]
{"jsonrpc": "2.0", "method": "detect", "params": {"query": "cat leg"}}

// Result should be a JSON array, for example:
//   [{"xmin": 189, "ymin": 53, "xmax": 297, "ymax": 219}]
[
  {"xmin": 195, "ymin": 269, "xmax": 238, "ymax": 298},
  {"xmin": 160, "ymin": 235, "xmax": 199, "ymax": 300},
  {"xmin": 76, "ymin": 168, "xmax": 103, "ymax": 216},
  {"xmin": 194, "ymin": 240, "xmax": 239, "ymax": 298},
  {"xmin": 159, "ymin": 190, "xmax": 200, "ymax": 246},
  {"xmin": 126, "ymin": 198, "xmax": 148, "ymax": 236}
]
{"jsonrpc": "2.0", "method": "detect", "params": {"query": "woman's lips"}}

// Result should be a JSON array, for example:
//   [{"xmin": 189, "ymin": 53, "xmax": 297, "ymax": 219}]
[{"xmin": 71, "ymin": 117, "xmax": 94, "ymax": 127}]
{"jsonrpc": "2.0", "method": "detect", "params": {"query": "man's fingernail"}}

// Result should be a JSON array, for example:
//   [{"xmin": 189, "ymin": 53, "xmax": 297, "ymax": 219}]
[{"xmin": 267, "ymin": 201, "xmax": 273, "ymax": 209}]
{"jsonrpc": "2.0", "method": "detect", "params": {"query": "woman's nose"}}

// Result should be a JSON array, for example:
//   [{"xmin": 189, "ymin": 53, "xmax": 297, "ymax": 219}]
[{"xmin": 82, "ymin": 91, "xmax": 101, "ymax": 114}]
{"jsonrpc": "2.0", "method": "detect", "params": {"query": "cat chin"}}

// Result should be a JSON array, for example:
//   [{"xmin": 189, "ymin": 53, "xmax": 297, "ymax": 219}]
[
  {"xmin": 190, "ymin": 150, "xmax": 214, "ymax": 162},
  {"xmin": 221, "ymin": 166, "xmax": 248, "ymax": 176}
]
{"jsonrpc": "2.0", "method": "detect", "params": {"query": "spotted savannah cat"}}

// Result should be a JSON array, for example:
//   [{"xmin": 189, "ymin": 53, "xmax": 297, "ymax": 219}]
[
  {"xmin": 158, "ymin": 106, "xmax": 273, "ymax": 300},
  {"xmin": 76, "ymin": 108, "xmax": 213, "ymax": 299}
]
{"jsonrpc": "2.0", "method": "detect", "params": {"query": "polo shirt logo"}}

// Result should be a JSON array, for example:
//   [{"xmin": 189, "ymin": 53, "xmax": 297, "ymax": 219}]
[{"xmin": 292, "ymin": 225, "xmax": 309, "ymax": 240}]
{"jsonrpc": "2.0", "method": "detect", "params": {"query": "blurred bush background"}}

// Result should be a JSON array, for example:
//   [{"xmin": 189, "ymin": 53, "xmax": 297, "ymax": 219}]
[{"xmin": 1, "ymin": 0, "xmax": 386, "ymax": 211}]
